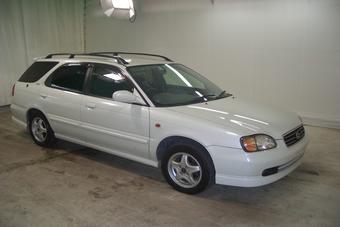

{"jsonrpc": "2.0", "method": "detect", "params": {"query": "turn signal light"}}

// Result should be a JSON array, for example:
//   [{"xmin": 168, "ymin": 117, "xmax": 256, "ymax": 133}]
[
  {"xmin": 240, "ymin": 137, "xmax": 257, "ymax": 152},
  {"xmin": 240, "ymin": 134, "xmax": 277, "ymax": 153}
]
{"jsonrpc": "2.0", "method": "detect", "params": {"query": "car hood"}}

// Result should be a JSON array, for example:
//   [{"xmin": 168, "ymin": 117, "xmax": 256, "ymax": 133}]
[{"xmin": 168, "ymin": 97, "xmax": 302, "ymax": 139}]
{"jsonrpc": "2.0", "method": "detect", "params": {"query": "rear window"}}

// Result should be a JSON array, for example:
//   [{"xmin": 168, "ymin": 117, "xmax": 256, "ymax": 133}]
[{"xmin": 19, "ymin": 61, "xmax": 58, "ymax": 82}]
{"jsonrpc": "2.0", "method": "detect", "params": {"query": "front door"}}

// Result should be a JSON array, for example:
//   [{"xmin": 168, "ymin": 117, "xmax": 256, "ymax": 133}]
[{"xmin": 81, "ymin": 63, "xmax": 150, "ymax": 161}]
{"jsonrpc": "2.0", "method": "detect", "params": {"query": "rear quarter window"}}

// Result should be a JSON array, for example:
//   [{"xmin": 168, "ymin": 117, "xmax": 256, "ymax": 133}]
[{"xmin": 19, "ymin": 61, "xmax": 58, "ymax": 83}]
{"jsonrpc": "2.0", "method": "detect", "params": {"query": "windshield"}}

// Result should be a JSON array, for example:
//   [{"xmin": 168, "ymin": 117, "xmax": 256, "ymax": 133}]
[{"xmin": 127, "ymin": 63, "xmax": 230, "ymax": 107}]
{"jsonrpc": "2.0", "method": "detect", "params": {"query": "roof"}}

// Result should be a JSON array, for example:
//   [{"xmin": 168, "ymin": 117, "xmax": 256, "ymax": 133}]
[{"xmin": 38, "ymin": 52, "xmax": 173, "ymax": 68}]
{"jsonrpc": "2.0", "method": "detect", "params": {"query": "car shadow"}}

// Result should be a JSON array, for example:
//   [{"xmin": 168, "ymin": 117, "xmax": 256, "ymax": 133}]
[
  {"xmin": 25, "ymin": 134, "xmax": 313, "ymax": 205},
  {"xmin": 55, "ymin": 139, "xmax": 165, "ymax": 183}
]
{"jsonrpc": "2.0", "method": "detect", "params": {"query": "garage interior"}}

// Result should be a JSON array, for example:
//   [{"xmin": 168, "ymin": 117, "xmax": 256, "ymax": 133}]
[{"xmin": 0, "ymin": 0, "xmax": 340, "ymax": 226}]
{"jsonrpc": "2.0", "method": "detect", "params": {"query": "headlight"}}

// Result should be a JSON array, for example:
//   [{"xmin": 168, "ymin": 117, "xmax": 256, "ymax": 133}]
[{"xmin": 240, "ymin": 134, "xmax": 277, "ymax": 153}]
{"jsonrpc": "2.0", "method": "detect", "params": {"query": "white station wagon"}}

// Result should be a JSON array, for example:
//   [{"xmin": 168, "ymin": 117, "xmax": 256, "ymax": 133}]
[{"xmin": 11, "ymin": 52, "xmax": 308, "ymax": 194}]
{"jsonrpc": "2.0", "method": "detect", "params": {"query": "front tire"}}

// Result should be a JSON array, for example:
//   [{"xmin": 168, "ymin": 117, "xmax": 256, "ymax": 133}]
[
  {"xmin": 28, "ymin": 112, "xmax": 55, "ymax": 147},
  {"xmin": 161, "ymin": 145, "xmax": 213, "ymax": 194}
]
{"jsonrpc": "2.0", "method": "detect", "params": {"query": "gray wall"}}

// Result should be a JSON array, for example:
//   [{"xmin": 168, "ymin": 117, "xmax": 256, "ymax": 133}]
[{"xmin": 86, "ymin": 0, "xmax": 340, "ymax": 128}]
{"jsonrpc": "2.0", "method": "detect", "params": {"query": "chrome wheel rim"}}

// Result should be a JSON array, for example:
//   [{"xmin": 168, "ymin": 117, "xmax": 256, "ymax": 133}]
[
  {"xmin": 31, "ymin": 117, "xmax": 47, "ymax": 142},
  {"xmin": 167, "ymin": 152, "xmax": 202, "ymax": 188}
]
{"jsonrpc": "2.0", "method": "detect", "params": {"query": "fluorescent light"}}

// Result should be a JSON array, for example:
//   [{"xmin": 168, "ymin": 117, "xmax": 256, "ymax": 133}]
[
  {"xmin": 101, "ymin": 0, "xmax": 135, "ymax": 20},
  {"xmin": 112, "ymin": 0, "xmax": 132, "ymax": 9}
]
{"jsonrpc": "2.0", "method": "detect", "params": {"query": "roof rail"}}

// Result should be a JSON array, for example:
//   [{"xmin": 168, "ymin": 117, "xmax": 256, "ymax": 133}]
[
  {"xmin": 89, "ymin": 52, "xmax": 173, "ymax": 62},
  {"xmin": 45, "ymin": 53, "xmax": 129, "ymax": 65}
]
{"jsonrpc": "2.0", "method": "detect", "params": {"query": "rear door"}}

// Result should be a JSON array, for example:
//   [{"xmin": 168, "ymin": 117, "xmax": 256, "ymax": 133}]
[
  {"xmin": 11, "ymin": 61, "xmax": 59, "ymax": 123},
  {"xmin": 40, "ymin": 63, "xmax": 89, "ymax": 141},
  {"xmin": 81, "ymin": 63, "xmax": 150, "ymax": 161}
]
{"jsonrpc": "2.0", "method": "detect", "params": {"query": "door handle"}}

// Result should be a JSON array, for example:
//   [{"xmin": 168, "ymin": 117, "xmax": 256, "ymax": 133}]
[
  {"xmin": 40, "ymin": 94, "xmax": 48, "ymax": 99},
  {"xmin": 86, "ymin": 103, "xmax": 96, "ymax": 109}
]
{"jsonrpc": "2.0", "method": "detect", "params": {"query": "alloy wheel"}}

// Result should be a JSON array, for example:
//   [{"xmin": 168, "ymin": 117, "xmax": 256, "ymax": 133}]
[
  {"xmin": 167, "ymin": 152, "xmax": 202, "ymax": 188},
  {"xmin": 31, "ymin": 117, "xmax": 48, "ymax": 142}
]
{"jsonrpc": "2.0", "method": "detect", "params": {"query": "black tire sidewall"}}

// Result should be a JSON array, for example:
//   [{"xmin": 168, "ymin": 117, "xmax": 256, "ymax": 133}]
[
  {"xmin": 161, "ymin": 145, "xmax": 212, "ymax": 194},
  {"xmin": 28, "ymin": 113, "xmax": 55, "ymax": 147}
]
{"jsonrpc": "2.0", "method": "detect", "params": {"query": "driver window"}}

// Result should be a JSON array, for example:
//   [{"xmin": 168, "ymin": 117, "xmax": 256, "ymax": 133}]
[{"xmin": 89, "ymin": 64, "xmax": 133, "ymax": 99}]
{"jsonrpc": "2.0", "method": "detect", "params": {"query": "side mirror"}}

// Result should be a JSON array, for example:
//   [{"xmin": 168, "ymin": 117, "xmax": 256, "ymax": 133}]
[{"xmin": 112, "ymin": 90, "xmax": 144, "ymax": 105}]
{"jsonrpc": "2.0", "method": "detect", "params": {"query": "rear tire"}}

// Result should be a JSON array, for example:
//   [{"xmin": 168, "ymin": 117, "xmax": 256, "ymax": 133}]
[
  {"xmin": 28, "ymin": 112, "xmax": 55, "ymax": 147},
  {"xmin": 161, "ymin": 145, "xmax": 214, "ymax": 194}
]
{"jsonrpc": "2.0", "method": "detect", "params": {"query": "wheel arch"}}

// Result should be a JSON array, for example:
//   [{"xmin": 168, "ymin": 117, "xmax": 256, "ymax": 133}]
[
  {"xmin": 156, "ymin": 136, "xmax": 216, "ymax": 183},
  {"xmin": 26, "ymin": 107, "xmax": 56, "ymax": 146},
  {"xmin": 26, "ymin": 108, "xmax": 47, "ymax": 122}
]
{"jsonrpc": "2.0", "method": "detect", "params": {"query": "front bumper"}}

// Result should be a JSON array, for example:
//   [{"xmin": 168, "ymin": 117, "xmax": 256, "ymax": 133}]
[{"xmin": 207, "ymin": 135, "xmax": 309, "ymax": 187}]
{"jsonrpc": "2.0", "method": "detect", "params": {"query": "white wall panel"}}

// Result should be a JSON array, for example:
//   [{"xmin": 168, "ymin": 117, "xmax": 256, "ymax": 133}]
[
  {"xmin": 0, "ymin": 0, "xmax": 27, "ymax": 106},
  {"xmin": 0, "ymin": 0, "xmax": 84, "ymax": 106},
  {"xmin": 85, "ymin": 0, "xmax": 340, "ymax": 128}
]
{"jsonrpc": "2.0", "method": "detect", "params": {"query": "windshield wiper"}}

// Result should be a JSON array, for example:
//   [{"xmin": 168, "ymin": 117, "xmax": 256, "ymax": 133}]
[
  {"xmin": 188, "ymin": 91, "xmax": 232, "ymax": 105},
  {"xmin": 216, "ymin": 90, "xmax": 226, "ymax": 98},
  {"xmin": 205, "ymin": 90, "xmax": 232, "ymax": 100}
]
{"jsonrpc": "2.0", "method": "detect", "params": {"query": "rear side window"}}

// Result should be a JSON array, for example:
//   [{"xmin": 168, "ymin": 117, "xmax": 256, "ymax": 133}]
[
  {"xmin": 49, "ymin": 64, "xmax": 87, "ymax": 93},
  {"xmin": 19, "ymin": 61, "xmax": 58, "ymax": 82}
]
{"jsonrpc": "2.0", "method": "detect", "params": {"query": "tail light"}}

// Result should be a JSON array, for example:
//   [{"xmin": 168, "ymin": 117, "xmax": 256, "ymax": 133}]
[{"xmin": 11, "ymin": 84, "xmax": 15, "ymax": 96}]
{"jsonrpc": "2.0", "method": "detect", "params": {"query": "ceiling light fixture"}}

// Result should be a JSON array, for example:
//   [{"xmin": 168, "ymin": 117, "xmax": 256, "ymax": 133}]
[{"xmin": 100, "ymin": 0, "xmax": 136, "ymax": 22}]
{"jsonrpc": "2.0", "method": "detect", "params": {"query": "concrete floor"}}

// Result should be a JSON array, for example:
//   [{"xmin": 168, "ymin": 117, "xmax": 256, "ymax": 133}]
[{"xmin": 0, "ymin": 107, "xmax": 339, "ymax": 227}]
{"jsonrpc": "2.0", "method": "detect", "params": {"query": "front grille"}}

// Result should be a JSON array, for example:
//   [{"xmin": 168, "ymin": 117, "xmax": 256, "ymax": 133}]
[{"xmin": 283, "ymin": 125, "xmax": 305, "ymax": 147}]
